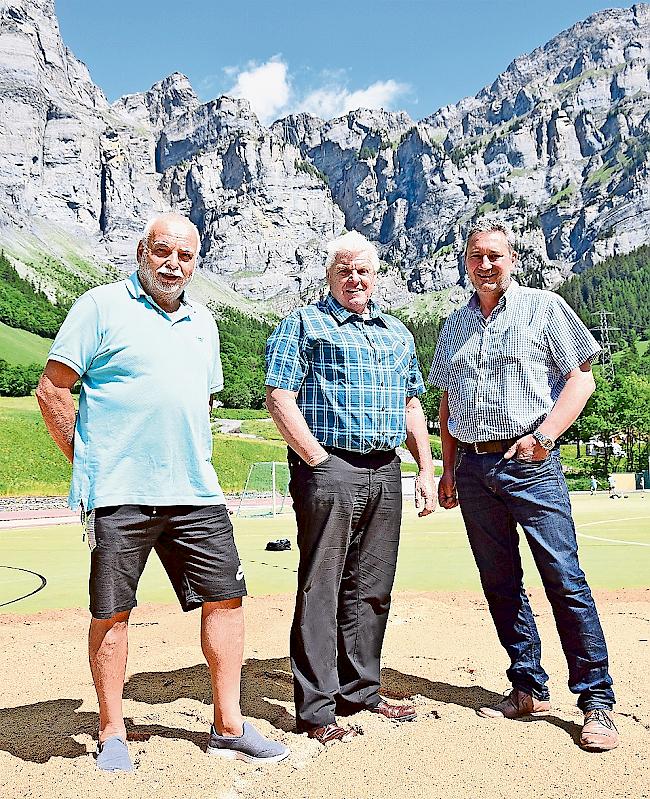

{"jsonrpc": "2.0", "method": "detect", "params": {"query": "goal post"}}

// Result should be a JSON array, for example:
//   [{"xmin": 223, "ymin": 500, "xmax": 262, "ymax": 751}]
[{"xmin": 236, "ymin": 461, "xmax": 290, "ymax": 517}]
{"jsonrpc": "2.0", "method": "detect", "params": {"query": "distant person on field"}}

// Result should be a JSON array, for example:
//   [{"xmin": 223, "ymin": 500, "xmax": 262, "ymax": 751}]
[
  {"xmin": 590, "ymin": 474, "xmax": 598, "ymax": 494},
  {"xmin": 608, "ymin": 473, "xmax": 621, "ymax": 499},
  {"xmin": 265, "ymin": 231, "xmax": 435, "ymax": 744},
  {"xmin": 429, "ymin": 218, "xmax": 618, "ymax": 752},
  {"xmin": 36, "ymin": 213, "xmax": 288, "ymax": 772}
]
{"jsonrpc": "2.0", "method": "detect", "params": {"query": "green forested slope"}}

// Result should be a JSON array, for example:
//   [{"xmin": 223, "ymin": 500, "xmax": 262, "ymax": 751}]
[
  {"xmin": 0, "ymin": 252, "xmax": 68, "ymax": 337},
  {"xmin": 209, "ymin": 304, "xmax": 276, "ymax": 409},
  {"xmin": 556, "ymin": 245, "xmax": 650, "ymax": 338},
  {"xmin": 2, "ymin": 243, "xmax": 650, "ymax": 405},
  {"xmin": 0, "ymin": 249, "xmax": 277, "ymax": 406}
]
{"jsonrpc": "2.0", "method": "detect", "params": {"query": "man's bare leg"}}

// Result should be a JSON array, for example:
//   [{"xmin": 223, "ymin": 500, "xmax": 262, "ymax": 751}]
[
  {"xmin": 201, "ymin": 598, "xmax": 245, "ymax": 735},
  {"xmin": 89, "ymin": 610, "xmax": 131, "ymax": 742}
]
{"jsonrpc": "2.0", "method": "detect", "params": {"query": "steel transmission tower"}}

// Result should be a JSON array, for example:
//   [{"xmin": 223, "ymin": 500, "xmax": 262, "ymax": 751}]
[{"xmin": 591, "ymin": 311, "xmax": 619, "ymax": 381}]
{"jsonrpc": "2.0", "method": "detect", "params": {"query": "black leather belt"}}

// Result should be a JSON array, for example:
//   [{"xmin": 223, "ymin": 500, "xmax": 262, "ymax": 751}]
[
  {"xmin": 457, "ymin": 438, "xmax": 519, "ymax": 455},
  {"xmin": 288, "ymin": 446, "xmax": 396, "ymax": 468},
  {"xmin": 321, "ymin": 446, "xmax": 397, "ymax": 468}
]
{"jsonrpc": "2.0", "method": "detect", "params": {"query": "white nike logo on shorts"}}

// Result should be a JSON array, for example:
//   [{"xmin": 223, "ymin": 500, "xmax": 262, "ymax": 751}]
[{"xmin": 236, "ymin": 564, "xmax": 244, "ymax": 581}]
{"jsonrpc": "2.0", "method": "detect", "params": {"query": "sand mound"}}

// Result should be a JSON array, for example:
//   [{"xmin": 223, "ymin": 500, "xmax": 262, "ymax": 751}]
[{"xmin": 1, "ymin": 590, "xmax": 648, "ymax": 799}]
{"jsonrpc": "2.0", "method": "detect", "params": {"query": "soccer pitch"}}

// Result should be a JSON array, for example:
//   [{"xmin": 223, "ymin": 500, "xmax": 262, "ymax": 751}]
[{"xmin": 1, "ymin": 494, "xmax": 648, "ymax": 614}]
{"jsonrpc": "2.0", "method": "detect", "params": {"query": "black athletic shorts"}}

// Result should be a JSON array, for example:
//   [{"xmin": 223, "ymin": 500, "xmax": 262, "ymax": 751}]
[{"xmin": 89, "ymin": 504, "xmax": 247, "ymax": 619}]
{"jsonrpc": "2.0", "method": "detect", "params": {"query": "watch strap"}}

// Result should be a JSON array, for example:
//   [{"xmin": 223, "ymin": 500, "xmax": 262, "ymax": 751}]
[{"xmin": 533, "ymin": 430, "xmax": 555, "ymax": 450}]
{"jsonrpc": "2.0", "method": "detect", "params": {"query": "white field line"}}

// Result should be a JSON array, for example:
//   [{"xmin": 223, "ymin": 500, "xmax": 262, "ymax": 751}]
[
  {"xmin": 0, "ymin": 516, "xmax": 79, "ymax": 530},
  {"xmin": 576, "ymin": 517, "xmax": 650, "ymax": 547}
]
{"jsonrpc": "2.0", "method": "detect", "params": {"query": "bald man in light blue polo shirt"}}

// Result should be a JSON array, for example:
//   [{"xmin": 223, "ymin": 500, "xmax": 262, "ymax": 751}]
[
  {"xmin": 50, "ymin": 269, "xmax": 224, "ymax": 510},
  {"xmin": 37, "ymin": 213, "xmax": 289, "ymax": 771}
]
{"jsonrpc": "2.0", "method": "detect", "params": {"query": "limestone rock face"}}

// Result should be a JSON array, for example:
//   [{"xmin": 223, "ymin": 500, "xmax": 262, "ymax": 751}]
[
  {"xmin": 149, "ymin": 95, "xmax": 344, "ymax": 307},
  {"xmin": 1, "ymin": 0, "xmax": 650, "ymax": 311},
  {"xmin": 113, "ymin": 72, "xmax": 200, "ymax": 131},
  {"xmin": 270, "ymin": 3, "xmax": 650, "ymax": 296},
  {"xmin": 0, "ymin": 0, "xmax": 106, "ymax": 228}
]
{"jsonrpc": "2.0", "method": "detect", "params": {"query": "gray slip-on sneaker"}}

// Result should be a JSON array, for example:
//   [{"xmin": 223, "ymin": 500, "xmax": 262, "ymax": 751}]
[
  {"xmin": 96, "ymin": 735, "xmax": 134, "ymax": 772},
  {"xmin": 207, "ymin": 722, "xmax": 290, "ymax": 764}
]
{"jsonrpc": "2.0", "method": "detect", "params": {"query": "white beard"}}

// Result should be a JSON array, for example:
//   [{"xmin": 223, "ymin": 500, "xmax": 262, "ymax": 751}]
[{"xmin": 137, "ymin": 259, "xmax": 191, "ymax": 302}]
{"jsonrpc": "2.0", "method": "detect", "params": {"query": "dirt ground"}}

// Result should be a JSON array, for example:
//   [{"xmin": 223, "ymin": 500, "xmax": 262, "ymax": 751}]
[{"xmin": 1, "ymin": 590, "xmax": 648, "ymax": 799}]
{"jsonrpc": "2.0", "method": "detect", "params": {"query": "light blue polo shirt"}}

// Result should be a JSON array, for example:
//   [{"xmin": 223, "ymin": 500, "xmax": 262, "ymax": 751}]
[{"xmin": 48, "ymin": 272, "xmax": 226, "ymax": 511}]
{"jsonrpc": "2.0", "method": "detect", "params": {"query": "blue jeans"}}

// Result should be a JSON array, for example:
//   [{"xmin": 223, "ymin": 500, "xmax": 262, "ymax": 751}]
[{"xmin": 455, "ymin": 448, "xmax": 614, "ymax": 711}]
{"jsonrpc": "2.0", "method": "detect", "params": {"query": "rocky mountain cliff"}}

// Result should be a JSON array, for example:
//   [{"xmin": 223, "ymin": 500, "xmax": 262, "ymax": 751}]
[{"xmin": 0, "ymin": 0, "xmax": 649, "ymax": 313}]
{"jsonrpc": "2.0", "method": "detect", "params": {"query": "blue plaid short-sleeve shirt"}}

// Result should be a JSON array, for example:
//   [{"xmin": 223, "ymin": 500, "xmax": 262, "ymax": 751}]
[{"xmin": 265, "ymin": 293, "xmax": 425, "ymax": 452}]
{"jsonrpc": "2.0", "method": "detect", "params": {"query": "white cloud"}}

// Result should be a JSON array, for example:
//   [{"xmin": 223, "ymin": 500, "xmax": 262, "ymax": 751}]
[
  {"xmin": 299, "ymin": 79, "xmax": 409, "ymax": 119},
  {"xmin": 226, "ymin": 58, "xmax": 290, "ymax": 125},
  {"xmin": 220, "ymin": 58, "xmax": 410, "ymax": 125}
]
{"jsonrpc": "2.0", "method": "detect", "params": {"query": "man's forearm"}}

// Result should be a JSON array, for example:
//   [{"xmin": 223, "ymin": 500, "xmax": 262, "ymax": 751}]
[
  {"xmin": 265, "ymin": 387, "xmax": 328, "ymax": 466},
  {"xmin": 405, "ymin": 396, "xmax": 436, "ymax": 515},
  {"xmin": 36, "ymin": 376, "xmax": 76, "ymax": 462},
  {"xmin": 405, "ymin": 397, "xmax": 434, "ymax": 474},
  {"xmin": 439, "ymin": 391, "xmax": 457, "ymax": 471},
  {"xmin": 537, "ymin": 366, "xmax": 595, "ymax": 442}
]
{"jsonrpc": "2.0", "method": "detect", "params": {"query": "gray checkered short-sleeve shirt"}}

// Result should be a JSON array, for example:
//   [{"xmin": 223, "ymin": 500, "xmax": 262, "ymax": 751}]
[{"xmin": 428, "ymin": 281, "xmax": 601, "ymax": 443}]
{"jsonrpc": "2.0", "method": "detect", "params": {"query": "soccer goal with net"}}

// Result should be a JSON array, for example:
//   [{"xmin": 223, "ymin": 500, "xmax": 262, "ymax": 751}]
[{"xmin": 236, "ymin": 461, "xmax": 291, "ymax": 517}]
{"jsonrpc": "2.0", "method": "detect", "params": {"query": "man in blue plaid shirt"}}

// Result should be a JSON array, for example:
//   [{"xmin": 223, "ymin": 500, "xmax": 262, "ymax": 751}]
[
  {"xmin": 266, "ymin": 231, "xmax": 435, "ymax": 745},
  {"xmin": 429, "ymin": 218, "xmax": 618, "ymax": 752}
]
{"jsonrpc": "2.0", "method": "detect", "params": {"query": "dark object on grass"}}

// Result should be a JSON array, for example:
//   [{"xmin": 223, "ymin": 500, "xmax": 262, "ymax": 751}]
[{"xmin": 265, "ymin": 539, "xmax": 291, "ymax": 551}]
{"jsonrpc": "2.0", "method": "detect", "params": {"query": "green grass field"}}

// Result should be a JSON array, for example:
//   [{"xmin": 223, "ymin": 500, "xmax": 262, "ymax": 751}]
[
  {"xmin": 0, "ymin": 396, "xmax": 73, "ymax": 495},
  {"xmin": 212, "ymin": 408, "xmax": 270, "ymax": 420},
  {"xmin": 0, "ymin": 397, "xmax": 291, "ymax": 495},
  {"xmin": 0, "ymin": 397, "xmax": 430, "ymax": 494},
  {"xmin": 0, "ymin": 321, "xmax": 51, "ymax": 366},
  {"xmin": 1, "ymin": 494, "xmax": 648, "ymax": 614},
  {"xmin": 240, "ymin": 418, "xmax": 285, "ymax": 439}
]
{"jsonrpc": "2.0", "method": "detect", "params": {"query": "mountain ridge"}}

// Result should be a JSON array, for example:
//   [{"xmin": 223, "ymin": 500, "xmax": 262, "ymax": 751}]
[{"xmin": 0, "ymin": 1, "xmax": 648, "ymax": 312}]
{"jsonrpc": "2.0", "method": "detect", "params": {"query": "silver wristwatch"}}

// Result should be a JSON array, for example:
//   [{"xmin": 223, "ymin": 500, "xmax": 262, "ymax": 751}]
[{"xmin": 533, "ymin": 430, "xmax": 555, "ymax": 451}]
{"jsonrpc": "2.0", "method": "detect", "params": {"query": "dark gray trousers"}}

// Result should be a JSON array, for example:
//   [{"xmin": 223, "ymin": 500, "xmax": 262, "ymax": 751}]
[{"xmin": 288, "ymin": 447, "xmax": 403, "ymax": 731}]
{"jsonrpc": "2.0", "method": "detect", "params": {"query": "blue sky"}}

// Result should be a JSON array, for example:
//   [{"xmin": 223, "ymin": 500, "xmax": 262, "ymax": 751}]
[{"xmin": 56, "ymin": 0, "xmax": 628, "ymax": 125}]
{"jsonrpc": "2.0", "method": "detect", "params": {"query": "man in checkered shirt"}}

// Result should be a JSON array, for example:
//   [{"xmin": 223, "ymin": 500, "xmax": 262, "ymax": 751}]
[
  {"xmin": 266, "ymin": 231, "xmax": 435, "ymax": 745},
  {"xmin": 429, "ymin": 218, "xmax": 618, "ymax": 751}
]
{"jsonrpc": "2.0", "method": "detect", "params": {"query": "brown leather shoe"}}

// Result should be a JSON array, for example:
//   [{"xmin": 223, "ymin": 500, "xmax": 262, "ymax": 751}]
[
  {"xmin": 368, "ymin": 699, "xmax": 417, "ymax": 722},
  {"xmin": 306, "ymin": 723, "xmax": 358, "ymax": 745},
  {"xmin": 477, "ymin": 688, "xmax": 551, "ymax": 719},
  {"xmin": 580, "ymin": 708, "xmax": 619, "ymax": 752}
]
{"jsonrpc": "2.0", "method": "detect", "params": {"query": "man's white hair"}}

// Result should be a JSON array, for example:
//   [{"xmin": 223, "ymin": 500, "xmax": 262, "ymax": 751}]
[
  {"xmin": 324, "ymin": 231, "xmax": 380, "ymax": 274},
  {"xmin": 140, "ymin": 213, "xmax": 201, "ymax": 252},
  {"xmin": 464, "ymin": 217, "xmax": 517, "ymax": 256}
]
